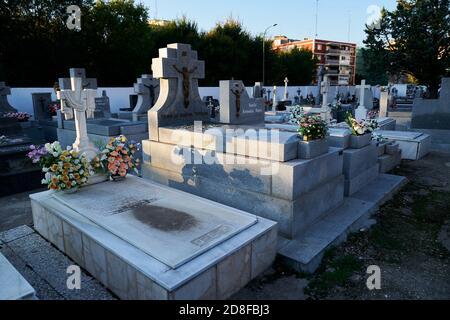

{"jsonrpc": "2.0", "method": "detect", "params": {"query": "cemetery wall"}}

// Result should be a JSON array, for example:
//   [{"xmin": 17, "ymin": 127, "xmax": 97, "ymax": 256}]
[{"xmin": 8, "ymin": 86, "xmax": 326, "ymax": 118}]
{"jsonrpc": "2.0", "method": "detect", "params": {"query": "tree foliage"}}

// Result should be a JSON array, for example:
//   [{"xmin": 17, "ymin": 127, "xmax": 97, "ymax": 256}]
[
  {"xmin": 0, "ymin": 0, "xmax": 316, "ymax": 87},
  {"xmin": 363, "ymin": 0, "xmax": 450, "ymax": 96}
]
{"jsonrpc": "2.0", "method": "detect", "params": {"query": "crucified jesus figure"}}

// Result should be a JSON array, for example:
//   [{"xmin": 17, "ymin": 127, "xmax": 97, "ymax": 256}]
[
  {"xmin": 173, "ymin": 65, "xmax": 198, "ymax": 109},
  {"xmin": 231, "ymin": 86, "xmax": 245, "ymax": 118},
  {"xmin": 144, "ymin": 83, "xmax": 160, "ymax": 107}
]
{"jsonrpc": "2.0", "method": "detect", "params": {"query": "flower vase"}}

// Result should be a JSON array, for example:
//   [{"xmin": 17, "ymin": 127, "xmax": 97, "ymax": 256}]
[
  {"xmin": 349, "ymin": 133, "xmax": 372, "ymax": 149},
  {"xmin": 298, "ymin": 138, "xmax": 329, "ymax": 159}
]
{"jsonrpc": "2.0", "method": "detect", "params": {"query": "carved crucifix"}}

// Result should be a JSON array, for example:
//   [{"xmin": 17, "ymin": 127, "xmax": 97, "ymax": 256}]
[
  {"xmin": 173, "ymin": 65, "xmax": 198, "ymax": 109},
  {"xmin": 56, "ymin": 69, "xmax": 98, "ymax": 161},
  {"xmin": 231, "ymin": 84, "xmax": 245, "ymax": 118},
  {"xmin": 144, "ymin": 83, "xmax": 160, "ymax": 107}
]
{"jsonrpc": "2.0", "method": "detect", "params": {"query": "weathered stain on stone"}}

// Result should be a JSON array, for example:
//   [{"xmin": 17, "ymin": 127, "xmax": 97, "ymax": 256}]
[{"xmin": 131, "ymin": 204, "xmax": 197, "ymax": 231}]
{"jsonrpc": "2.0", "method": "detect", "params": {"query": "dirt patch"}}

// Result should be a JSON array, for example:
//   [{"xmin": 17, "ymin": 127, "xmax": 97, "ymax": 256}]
[
  {"xmin": 234, "ymin": 152, "xmax": 450, "ymax": 300},
  {"xmin": 306, "ymin": 152, "xmax": 450, "ymax": 300}
]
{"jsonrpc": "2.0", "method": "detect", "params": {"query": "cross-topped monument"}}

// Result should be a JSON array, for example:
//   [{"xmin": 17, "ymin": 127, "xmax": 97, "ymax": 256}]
[
  {"xmin": 320, "ymin": 79, "xmax": 332, "ymax": 122},
  {"xmin": 148, "ymin": 43, "xmax": 208, "ymax": 141},
  {"xmin": 283, "ymin": 77, "xmax": 289, "ymax": 100},
  {"xmin": 58, "ymin": 68, "xmax": 97, "ymax": 91},
  {"xmin": 0, "ymin": 82, "xmax": 18, "ymax": 114},
  {"xmin": 355, "ymin": 79, "xmax": 371, "ymax": 121},
  {"xmin": 132, "ymin": 74, "xmax": 160, "ymax": 121},
  {"xmin": 56, "ymin": 68, "xmax": 98, "ymax": 161}
]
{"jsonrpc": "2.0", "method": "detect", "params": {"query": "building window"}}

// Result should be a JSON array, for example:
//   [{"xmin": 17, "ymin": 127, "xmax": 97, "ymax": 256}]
[{"xmin": 317, "ymin": 44, "xmax": 322, "ymax": 50}]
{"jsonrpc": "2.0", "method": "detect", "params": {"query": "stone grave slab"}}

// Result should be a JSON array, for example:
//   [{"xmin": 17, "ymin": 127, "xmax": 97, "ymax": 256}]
[
  {"xmin": 0, "ymin": 252, "xmax": 36, "ymax": 300},
  {"xmin": 52, "ymin": 177, "xmax": 257, "ymax": 269},
  {"xmin": 376, "ymin": 130, "xmax": 431, "ymax": 160},
  {"xmin": 30, "ymin": 176, "xmax": 277, "ymax": 299}
]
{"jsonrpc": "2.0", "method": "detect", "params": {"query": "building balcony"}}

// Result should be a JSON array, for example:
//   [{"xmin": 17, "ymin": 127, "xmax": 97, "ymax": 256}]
[
  {"xmin": 326, "ymin": 69, "xmax": 339, "ymax": 74},
  {"xmin": 325, "ymin": 60, "xmax": 340, "ymax": 66}
]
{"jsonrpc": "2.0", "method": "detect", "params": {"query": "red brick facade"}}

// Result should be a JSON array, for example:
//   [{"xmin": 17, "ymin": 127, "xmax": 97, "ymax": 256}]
[{"xmin": 273, "ymin": 36, "xmax": 357, "ymax": 85}]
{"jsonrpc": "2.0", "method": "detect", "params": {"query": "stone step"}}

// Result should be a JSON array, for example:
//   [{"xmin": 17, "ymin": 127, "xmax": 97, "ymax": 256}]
[{"xmin": 277, "ymin": 174, "xmax": 407, "ymax": 273}]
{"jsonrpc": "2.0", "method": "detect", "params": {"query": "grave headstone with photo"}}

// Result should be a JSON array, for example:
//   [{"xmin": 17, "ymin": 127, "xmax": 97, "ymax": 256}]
[{"xmin": 219, "ymin": 80, "xmax": 265, "ymax": 125}]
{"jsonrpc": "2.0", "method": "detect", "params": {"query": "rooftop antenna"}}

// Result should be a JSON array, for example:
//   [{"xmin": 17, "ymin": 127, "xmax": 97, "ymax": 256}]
[
  {"xmin": 347, "ymin": 11, "xmax": 351, "ymax": 42},
  {"xmin": 314, "ymin": 0, "xmax": 319, "ymax": 39}
]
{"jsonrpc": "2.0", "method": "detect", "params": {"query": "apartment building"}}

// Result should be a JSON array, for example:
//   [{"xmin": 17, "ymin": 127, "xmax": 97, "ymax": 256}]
[{"xmin": 273, "ymin": 36, "xmax": 357, "ymax": 85}]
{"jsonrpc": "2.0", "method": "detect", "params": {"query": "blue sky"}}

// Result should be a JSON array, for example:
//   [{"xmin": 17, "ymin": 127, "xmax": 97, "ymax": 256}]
[{"xmin": 141, "ymin": 0, "xmax": 397, "ymax": 46}]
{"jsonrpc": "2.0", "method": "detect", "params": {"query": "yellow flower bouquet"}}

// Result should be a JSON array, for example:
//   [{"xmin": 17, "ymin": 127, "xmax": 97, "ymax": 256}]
[{"xmin": 28, "ymin": 141, "xmax": 93, "ymax": 191}]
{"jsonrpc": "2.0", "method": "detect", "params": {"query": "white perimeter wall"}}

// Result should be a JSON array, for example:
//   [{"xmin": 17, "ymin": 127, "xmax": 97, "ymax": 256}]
[{"xmin": 8, "ymin": 85, "xmax": 381, "ymax": 118}]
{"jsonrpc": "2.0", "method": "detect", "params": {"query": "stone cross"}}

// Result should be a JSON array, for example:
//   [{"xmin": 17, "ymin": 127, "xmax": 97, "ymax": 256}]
[
  {"xmin": 320, "ymin": 80, "xmax": 332, "ymax": 123},
  {"xmin": 320, "ymin": 80, "xmax": 329, "ymax": 107},
  {"xmin": 132, "ymin": 74, "xmax": 160, "ymax": 121},
  {"xmin": 148, "ymin": 43, "xmax": 208, "ymax": 141},
  {"xmin": 58, "ymin": 68, "xmax": 97, "ymax": 91},
  {"xmin": 283, "ymin": 77, "xmax": 289, "ymax": 100},
  {"xmin": 355, "ymin": 79, "xmax": 371, "ymax": 121},
  {"xmin": 57, "ymin": 69, "xmax": 98, "ymax": 161},
  {"xmin": 272, "ymin": 86, "xmax": 278, "ymax": 111},
  {"xmin": 0, "ymin": 82, "xmax": 18, "ymax": 114}
]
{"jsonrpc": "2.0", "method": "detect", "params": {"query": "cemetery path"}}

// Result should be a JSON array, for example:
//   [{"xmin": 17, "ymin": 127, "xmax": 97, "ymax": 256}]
[{"xmin": 234, "ymin": 151, "xmax": 450, "ymax": 300}]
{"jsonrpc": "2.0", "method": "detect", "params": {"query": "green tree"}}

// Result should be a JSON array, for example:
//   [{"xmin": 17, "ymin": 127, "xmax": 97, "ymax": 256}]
[
  {"xmin": 356, "ymin": 48, "xmax": 389, "ymax": 85},
  {"xmin": 364, "ymin": 0, "xmax": 450, "ymax": 97},
  {"xmin": 272, "ymin": 48, "xmax": 317, "ymax": 85}
]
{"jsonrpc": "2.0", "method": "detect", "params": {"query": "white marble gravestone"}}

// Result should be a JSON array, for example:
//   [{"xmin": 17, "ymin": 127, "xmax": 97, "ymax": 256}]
[
  {"xmin": 355, "ymin": 80, "xmax": 371, "ymax": 121},
  {"xmin": 57, "ymin": 68, "xmax": 98, "ymax": 161},
  {"xmin": 379, "ymin": 90, "xmax": 389, "ymax": 118},
  {"xmin": 0, "ymin": 82, "xmax": 18, "ymax": 114},
  {"xmin": 283, "ymin": 77, "xmax": 289, "ymax": 100},
  {"xmin": 31, "ymin": 175, "xmax": 277, "ymax": 299},
  {"xmin": 253, "ymin": 82, "xmax": 263, "ymax": 98},
  {"xmin": 132, "ymin": 74, "xmax": 160, "ymax": 121},
  {"xmin": 319, "ymin": 80, "xmax": 332, "ymax": 123},
  {"xmin": 148, "ymin": 43, "xmax": 209, "ymax": 141},
  {"xmin": 53, "ymin": 178, "xmax": 257, "ymax": 268},
  {"xmin": 272, "ymin": 86, "xmax": 278, "ymax": 111},
  {"xmin": 219, "ymin": 80, "xmax": 264, "ymax": 125}
]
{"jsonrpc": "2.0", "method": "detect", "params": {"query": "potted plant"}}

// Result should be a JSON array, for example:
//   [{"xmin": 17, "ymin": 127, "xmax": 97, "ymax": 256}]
[
  {"xmin": 95, "ymin": 135, "xmax": 140, "ymax": 181},
  {"xmin": 27, "ymin": 142, "xmax": 93, "ymax": 193},
  {"xmin": 296, "ymin": 113, "xmax": 329, "ymax": 159},
  {"xmin": 345, "ymin": 114, "xmax": 378, "ymax": 149}
]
